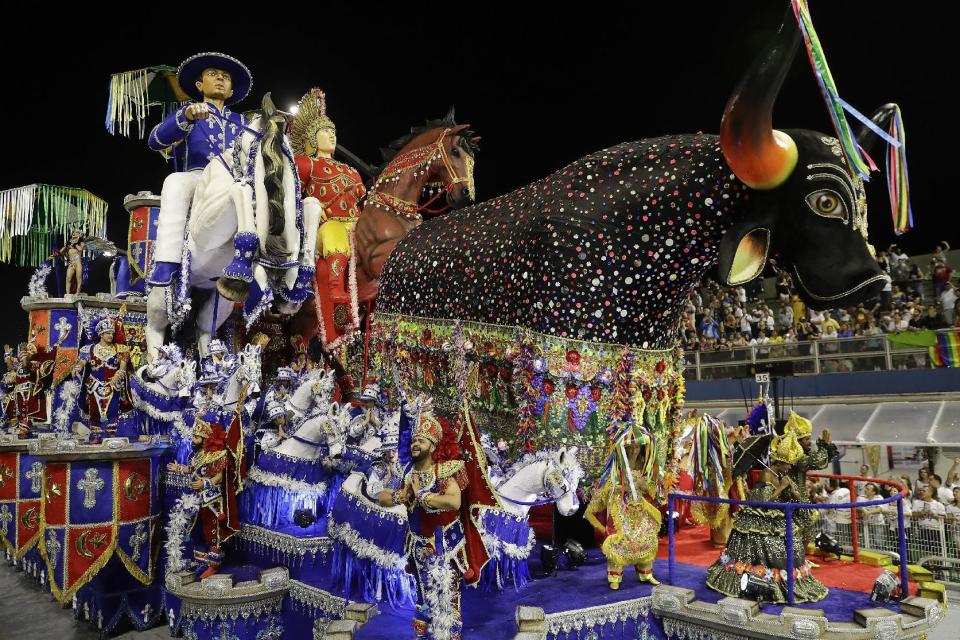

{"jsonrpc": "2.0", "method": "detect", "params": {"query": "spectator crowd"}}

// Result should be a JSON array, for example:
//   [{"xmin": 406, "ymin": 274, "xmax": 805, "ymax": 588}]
[{"xmin": 682, "ymin": 242, "xmax": 958, "ymax": 354}]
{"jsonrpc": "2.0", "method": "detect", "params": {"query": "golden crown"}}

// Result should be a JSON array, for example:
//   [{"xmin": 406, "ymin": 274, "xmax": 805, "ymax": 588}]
[
  {"xmin": 783, "ymin": 411, "xmax": 812, "ymax": 438},
  {"xmin": 291, "ymin": 87, "xmax": 335, "ymax": 157}
]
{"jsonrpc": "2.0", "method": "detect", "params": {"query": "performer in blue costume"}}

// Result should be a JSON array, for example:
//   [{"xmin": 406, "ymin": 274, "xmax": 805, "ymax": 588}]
[{"xmin": 146, "ymin": 52, "xmax": 252, "ymax": 288}]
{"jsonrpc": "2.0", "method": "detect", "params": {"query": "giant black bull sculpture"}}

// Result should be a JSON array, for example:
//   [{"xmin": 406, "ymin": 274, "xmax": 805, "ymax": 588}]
[{"xmin": 370, "ymin": 16, "xmax": 893, "ymax": 464}]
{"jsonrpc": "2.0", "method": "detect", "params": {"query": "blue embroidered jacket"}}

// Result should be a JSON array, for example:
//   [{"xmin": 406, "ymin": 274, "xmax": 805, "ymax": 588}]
[{"xmin": 148, "ymin": 102, "xmax": 245, "ymax": 171}]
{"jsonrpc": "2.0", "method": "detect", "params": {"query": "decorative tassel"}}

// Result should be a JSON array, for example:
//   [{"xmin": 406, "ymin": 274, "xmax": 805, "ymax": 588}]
[
  {"xmin": 791, "ymin": 0, "xmax": 871, "ymax": 179},
  {"xmin": 885, "ymin": 105, "xmax": 913, "ymax": 234},
  {"xmin": 106, "ymin": 66, "xmax": 180, "ymax": 138}
]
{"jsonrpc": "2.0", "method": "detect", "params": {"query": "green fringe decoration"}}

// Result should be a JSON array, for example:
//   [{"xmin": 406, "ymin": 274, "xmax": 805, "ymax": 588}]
[{"xmin": 0, "ymin": 184, "xmax": 108, "ymax": 267}]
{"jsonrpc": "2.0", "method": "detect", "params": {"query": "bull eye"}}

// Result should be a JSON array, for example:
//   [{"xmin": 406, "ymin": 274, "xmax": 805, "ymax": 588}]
[{"xmin": 805, "ymin": 189, "xmax": 848, "ymax": 222}]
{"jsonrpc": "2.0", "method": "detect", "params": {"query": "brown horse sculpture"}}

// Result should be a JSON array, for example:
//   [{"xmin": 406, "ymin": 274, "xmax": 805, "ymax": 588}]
[{"xmin": 290, "ymin": 110, "xmax": 480, "ymax": 348}]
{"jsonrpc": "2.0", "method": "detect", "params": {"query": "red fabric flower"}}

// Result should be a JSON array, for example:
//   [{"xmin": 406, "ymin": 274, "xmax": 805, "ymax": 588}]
[
  {"xmin": 566, "ymin": 350, "xmax": 581, "ymax": 365},
  {"xmin": 655, "ymin": 360, "xmax": 667, "ymax": 374},
  {"xmin": 542, "ymin": 380, "xmax": 556, "ymax": 396},
  {"xmin": 642, "ymin": 387, "xmax": 653, "ymax": 401},
  {"xmin": 565, "ymin": 385, "xmax": 579, "ymax": 400},
  {"xmin": 423, "ymin": 328, "xmax": 433, "ymax": 342},
  {"xmin": 656, "ymin": 388, "xmax": 665, "ymax": 400},
  {"xmin": 590, "ymin": 386, "xmax": 602, "ymax": 402}
]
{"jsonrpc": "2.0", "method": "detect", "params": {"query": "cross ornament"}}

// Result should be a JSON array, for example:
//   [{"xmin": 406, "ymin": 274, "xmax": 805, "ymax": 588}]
[
  {"xmin": 0, "ymin": 504, "xmax": 12, "ymax": 537},
  {"xmin": 141, "ymin": 604, "xmax": 154, "ymax": 620},
  {"xmin": 26, "ymin": 462, "xmax": 44, "ymax": 494},
  {"xmin": 45, "ymin": 529, "xmax": 61, "ymax": 571},
  {"xmin": 77, "ymin": 468, "xmax": 105, "ymax": 509},
  {"xmin": 129, "ymin": 522, "xmax": 148, "ymax": 563},
  {"xmin": 53, "ymin": 317, "xmax": 73, "ymax": 347}
]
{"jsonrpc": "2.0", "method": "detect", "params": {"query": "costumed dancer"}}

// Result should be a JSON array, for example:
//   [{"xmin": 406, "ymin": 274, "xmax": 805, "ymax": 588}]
[
  {"xmin": 290, "ymin": 88, "xmax": 367, "ymax": 351},
  {"xmin": 377, "ymin": 399, "xmax": 496, "ymax": 640},
  {"xmin": 77, "ymin": 314, "xmax": 131, "ymax": 443},
  {"xmin": 53, "ymin": 227, "xmax": 85, "ymax": 295},
  {"xmin": 8, "ymin": 342, "xmax": 57, "ymax": 437},
  {"xmin": 166, "ymin": 380, "xmax": 246, "ymax": 578},
  {"xmin": 246, "ymin": 366, "xmax": 296, "ymax": 433},
  {"xmin": 585, "ymin": 423, "xmax": 662, "ymax": 590},
  {"xmin": 783, "ymin": 411, "xmax": 838, "ymax": 551},
  {"xmin": 145, "ymin": 52, "xmax": 252, "ymax": 293},
  {"xmin": 705, "ymin": 433, "xmax": 828, "ymax": 603}
]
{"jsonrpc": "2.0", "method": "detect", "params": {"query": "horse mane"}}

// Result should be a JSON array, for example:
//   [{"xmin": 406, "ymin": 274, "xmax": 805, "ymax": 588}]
[
  {"xmin": 501, "ymin": 449, "xmax": 560, "ymax": 484},
  {"xmin": 376, "ymin": 112, "xmax": 480, "ymax": 173}
]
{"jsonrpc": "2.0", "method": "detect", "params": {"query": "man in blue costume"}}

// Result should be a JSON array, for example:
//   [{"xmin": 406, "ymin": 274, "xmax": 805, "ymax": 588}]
[{"xmin": 146, "ymin": 52, "xmax": 252, "ymax": 288}]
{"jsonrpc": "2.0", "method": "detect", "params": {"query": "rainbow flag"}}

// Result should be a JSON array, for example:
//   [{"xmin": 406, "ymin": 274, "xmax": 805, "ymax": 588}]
[{"xmin": 930, "ymin": 332, "xmax": 960, "ymax": 368}]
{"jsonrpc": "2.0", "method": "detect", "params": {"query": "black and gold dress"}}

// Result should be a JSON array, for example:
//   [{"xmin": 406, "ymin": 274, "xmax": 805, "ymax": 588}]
[{"xmin": 705, "ymin": 480, "xmax": 828, "ymax": 603}]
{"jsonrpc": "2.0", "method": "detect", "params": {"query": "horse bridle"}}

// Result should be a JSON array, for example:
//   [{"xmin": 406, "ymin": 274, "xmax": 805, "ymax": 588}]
[
  {"xmin": 498, "ymin": 462, "xmax": 579, "ymax": 508},
  {"xmin": 366, "ymin": 128, "xmax": 474, "ymax": 220}
]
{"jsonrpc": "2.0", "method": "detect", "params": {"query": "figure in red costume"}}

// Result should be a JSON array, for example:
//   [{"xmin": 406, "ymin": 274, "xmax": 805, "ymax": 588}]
[
  {"xmin": 290, "ymin": 88, "xmax": 367, "ymax": 352},
  {"xmin": 378, "ymin": 397, "xmax": 498, "ymax": 640},
  {"xmin": 167, "ymin": 386, "xmax": 246, "ymax": 578},
  {"xmin": 78, "ymin": 314, "xmax": 131, "ymax": 443},
  {"xmin": 5, "ymin": 342, "xmax": 56, "ymax": 437}
]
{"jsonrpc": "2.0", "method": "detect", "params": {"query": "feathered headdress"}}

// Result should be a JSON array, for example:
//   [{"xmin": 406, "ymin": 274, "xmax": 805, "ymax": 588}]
[{"xmin": 291, "ymin": 88, "xmax": 335, "ymax": 157}]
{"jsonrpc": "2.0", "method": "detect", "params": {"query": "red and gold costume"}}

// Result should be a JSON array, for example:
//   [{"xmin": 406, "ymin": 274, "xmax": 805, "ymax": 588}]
[
  {"xmin": 397, "ymin": 404, "xmax": 496, "ymax": 640},
  {"xmin": 79, "ymin": 318, "xmax": 131, "ymax": 441},
  {"xmin": 6, "ymin": 344, "xmax": 56, "ymax": 436},
  {"xmin": 187, "ymin": 409, "xmax": 246, "ymax": 577},
  {"xmin": 291, "ymin": 88, "xmax": 367, "ymax": 351}
]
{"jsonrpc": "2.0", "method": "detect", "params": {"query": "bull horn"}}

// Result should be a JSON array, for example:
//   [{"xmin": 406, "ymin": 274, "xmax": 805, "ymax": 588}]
[
  {"xmin": 720, "ymin": 15, "xmax": 800, "ymax": 190},
  {"xmin": 855, "ymin": 103, "xmax": 899, "ymax": 158}
]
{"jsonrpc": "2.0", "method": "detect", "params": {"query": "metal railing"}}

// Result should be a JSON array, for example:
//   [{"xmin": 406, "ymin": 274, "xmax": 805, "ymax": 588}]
[
  {"xmin": 682, "ymin": 328, "xmax": 959, "ymax": 380},
  {"xmin": 667, "ymin": 474, "xmax": 910, "ymax": 605}
]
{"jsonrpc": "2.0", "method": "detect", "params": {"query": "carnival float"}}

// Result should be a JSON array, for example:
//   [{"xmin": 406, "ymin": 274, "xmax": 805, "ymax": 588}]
[{"xmin": 0, "ymin": 2, "xmax": 947, "ymax": 640}]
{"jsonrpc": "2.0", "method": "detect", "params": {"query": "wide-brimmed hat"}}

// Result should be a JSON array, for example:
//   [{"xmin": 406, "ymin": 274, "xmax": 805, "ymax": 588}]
[{"xmin": 177, "ymin": 52, "xmax": 252, "ymax": 106}]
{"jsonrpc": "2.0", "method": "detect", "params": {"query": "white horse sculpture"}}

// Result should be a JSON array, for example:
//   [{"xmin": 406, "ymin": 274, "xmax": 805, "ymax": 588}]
[
  {"xmin": 145, "ymin": 94, "xmax": 321, "ymax": 359},
  {"xmin": 285, "ymin": 366, "xmax": 337, "ymax": 422},
  {"xmin": 129, "ymin": 345, "xmax": 197, "ymax": 435},
  {"xmin": 494, "ymin": 446, "xmax": 583, "ymax": 518}
]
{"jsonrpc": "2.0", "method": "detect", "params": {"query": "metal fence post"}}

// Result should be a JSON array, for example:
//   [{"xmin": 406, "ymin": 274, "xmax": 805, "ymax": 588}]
[
  {"xmin": 897, "ymin": 498, "xmax": 909, "ymax": 599},
  {"xmin": 812, "ymin": 340, "xmax": 820, "ymax": 374},
  {"xmin": 884, "ymin": 338, "xmax": 893, "ymax": 370},
  {"xmin": 849, "ymin": 480, "xmax": 860, "ymax": 562},
  {"xmin": 695, "ymin": 352, "xmax": 701, "ymax": 381},
  {"xmin": 786, "ymin": 505, "xmax": 795, "ymax": 604},
  {"xmin": 668, "ymin": 494, "xmax": 676, "ymax": 585}
]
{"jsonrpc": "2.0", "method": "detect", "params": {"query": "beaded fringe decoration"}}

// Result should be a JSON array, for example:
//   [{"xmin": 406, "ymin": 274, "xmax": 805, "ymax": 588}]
[{"xmin": 105, "ymin": 66, "xmax": 181, "ymax": 138}]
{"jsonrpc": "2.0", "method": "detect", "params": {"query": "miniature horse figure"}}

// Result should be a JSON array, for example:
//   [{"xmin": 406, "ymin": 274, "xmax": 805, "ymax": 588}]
[{"xmin": 129, "ymin": 344, "xmax": 197, "ymax": 436}]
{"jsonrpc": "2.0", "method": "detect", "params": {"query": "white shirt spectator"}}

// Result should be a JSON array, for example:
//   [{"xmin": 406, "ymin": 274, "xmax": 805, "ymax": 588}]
[
  {"xmin": 809, "ymin": 309, "xmax": 825, "ymax": 327},
  {"xmin": 779, "ymin": 306, "xmax": 794, "ymax": 327},
  {"xmin": 856, "ymin": 494, "xmax": 886, "ymax": 525},
  {"xmin": 941, "ymin": 287, "xmax": 957, "ymax": 321},
  {"xmin": 882, "ymin": 499, "xmax": 911, "ymax": 530},
  {"xmin": 936, "ymin": 486, "xmax": 953, "ymax": 503},
  {"xmin": 912, "ymin": 498, "xmax": 945, "ymax": 529},
  {"xmin": 825, "ymin": 486, "xmax": 852, "ymax": 531},
  {"xmin": 736, "ymin": 287, "xmax": 747, "ymax": 305}
]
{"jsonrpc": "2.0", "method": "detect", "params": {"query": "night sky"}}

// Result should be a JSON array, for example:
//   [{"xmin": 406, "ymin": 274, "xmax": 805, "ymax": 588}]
[{"xmin": 0, "ymin": 3, "xmax": 947, "ymax": 346}]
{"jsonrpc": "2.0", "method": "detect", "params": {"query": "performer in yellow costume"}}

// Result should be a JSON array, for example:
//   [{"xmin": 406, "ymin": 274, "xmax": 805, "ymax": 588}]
[
  {"xmin": 586, "ymin": 426, "xmax": 662, "ymax": 589},
  {"xmin": 291, "ymin": 88, "xmax": 367, "ymax": 351}
]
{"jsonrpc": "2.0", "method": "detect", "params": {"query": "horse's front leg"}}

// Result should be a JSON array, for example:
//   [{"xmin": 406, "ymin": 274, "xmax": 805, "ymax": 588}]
[
  {"xmin": 195, "ymin": 290, "xmax": 237, "ymax": 357},
  {"xmin": 217, "ymin": 182, "xmax": 258, "ymax": 302},
  {"xmin": 145, "ymin": 286, "xmax": 170, "ymax": 360},
  {"xmin": 276, "ymin": 197, "xmax": 321, "ymax": 314}
]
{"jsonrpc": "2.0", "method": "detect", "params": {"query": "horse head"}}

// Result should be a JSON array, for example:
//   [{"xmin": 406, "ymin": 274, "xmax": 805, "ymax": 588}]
[
  {"xmin": 235, "ymin": 343, "xmax": 264, "ymax": 397},
  {"xmin": 715, "ymin": 15, "xmax": 886, "ymax": 308},
  {"xmin": 374, "ymin": 107, "xmax": 480, "ymax": 213},
  {"xmin": 547, "ymin": 446, "xmax": 583, "ymax": 517}
]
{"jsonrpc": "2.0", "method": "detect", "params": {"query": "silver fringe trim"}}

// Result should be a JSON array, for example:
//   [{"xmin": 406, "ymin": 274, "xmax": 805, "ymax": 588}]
[
  {"xmin": 545, "ymin": 596, "xmax": 652, "ymax": 638},
  {"xmin": 180, "ymin": 594, "xmax": 284, "ymax": 623},
  {"xmin": 235, "ymin": 524, "xmax": 332, "ymax": 560},
  {"xmin": 288, "ymin": 580, "xmax": 346, "ymax": 620},
  {"xmin": 246, "ymin": 466, "xmax": 328, "ymax": 497}
]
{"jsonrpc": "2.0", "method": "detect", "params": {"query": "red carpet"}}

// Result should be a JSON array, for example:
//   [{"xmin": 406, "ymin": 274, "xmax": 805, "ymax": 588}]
[{"xmin": 657, "ymin": 525, "xmax": 918, "ymax": 595}]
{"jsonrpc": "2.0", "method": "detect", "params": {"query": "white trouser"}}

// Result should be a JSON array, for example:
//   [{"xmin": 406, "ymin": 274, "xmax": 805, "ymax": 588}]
[{"xmin": 154, "ymin": 170, "xmax": 202, "ymax": 263}]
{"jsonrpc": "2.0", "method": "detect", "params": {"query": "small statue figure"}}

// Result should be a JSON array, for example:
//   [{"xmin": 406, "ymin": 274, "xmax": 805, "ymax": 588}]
[
  {"xmin": 166, "ymin": 396, "xmax": 246, "ymax": 579},
  {"xmin": 7, "ymin": 342, "xmax": 56, "ymax": 438},
  {"xmin": 291, "ymin": 89, "xmax": 367, "ymax": 351},
  {"xmin": 347, "ymin": 381, "xmax": 385, "ymax": 445},
  {"xmin": 77, "ymin": 315, "xmax": 131, "ymax": 443},
  {"xmin": 53, "ymin": 227, "xmax": 85, "ymax": 295}
]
